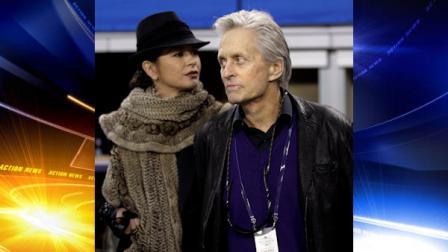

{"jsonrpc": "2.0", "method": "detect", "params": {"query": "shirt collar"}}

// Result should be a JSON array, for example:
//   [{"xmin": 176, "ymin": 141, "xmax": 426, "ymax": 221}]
[{"xmin": 232, "ymin": 89, "xmax": 293, "ymax": 126}]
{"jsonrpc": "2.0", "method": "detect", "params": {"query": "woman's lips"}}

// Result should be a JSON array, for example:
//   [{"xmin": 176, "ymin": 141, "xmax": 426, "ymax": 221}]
[{"xmin": 186, "ymin": 71, "xmax": 199, "ymax": 79}]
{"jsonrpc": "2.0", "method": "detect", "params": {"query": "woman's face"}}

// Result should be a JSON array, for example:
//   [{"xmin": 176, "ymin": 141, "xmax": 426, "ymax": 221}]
[{"xmin": 147, "ymin": 46, "xmax": 201, "ymax": 98}]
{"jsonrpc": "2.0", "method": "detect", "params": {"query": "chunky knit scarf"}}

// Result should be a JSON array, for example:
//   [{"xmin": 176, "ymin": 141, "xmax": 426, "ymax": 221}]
[{"xmin": 100, "ymin": 85, "xmax": 225, "ymax": 251}]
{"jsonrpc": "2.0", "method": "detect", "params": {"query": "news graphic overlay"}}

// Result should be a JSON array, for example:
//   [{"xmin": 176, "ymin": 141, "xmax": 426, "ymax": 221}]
[
  {"xmin": 0, "ymin": 0, "xmax": 94, "ymax": 251},
  {"xmin": 354, "ymin": 0, "xmax": 448, "ymax": 251}
]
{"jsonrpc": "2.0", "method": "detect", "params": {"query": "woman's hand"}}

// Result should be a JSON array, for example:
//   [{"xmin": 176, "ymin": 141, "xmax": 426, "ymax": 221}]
[{"xmin": 116, "ymin": 207, "xmax": 140, "ymax": 235}]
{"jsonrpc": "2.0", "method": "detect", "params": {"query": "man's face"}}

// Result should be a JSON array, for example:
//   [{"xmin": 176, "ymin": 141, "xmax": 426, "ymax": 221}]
[{"xmin": 218, "ymin": 28, "xmax": 273, "ymax": 104}]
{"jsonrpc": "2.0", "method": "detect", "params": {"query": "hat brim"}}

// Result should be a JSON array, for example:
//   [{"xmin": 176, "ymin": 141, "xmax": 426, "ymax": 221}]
[{"xmin": 129, "ymin": 38, "xmax": 209, "ymax": 63}]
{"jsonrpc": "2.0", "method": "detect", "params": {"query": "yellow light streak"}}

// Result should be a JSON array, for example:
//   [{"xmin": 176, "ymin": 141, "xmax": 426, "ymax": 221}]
[{"xmin": 66, "ymin": 95, "xmax": 95, "ymax": 112}]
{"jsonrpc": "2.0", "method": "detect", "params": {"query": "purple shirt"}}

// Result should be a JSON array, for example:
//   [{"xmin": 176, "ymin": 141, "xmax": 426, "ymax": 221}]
[{"xmin": 225, "ymin": 96, "xmax": 306, "ymax": 252}]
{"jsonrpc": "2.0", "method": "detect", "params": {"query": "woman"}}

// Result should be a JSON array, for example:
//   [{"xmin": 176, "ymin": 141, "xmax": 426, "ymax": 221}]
[{"xmin": 98, "ymin": 12, "xmax": 226, "ymax": 251}]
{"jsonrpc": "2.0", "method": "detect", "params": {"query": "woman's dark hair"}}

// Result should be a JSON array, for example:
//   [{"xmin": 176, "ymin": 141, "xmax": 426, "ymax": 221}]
[
  {"xmin": 128, "ymin": 50, "xmax": 163, "ymax": 90},
  {"xmin": 128, "ymin": 69, "xmax": 153, "ymax": 90}
]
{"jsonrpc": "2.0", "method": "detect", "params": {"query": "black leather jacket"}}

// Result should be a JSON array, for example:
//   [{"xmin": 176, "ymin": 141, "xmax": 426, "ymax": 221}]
[{"xmin": 194, "ymin": 93, "xmax": 352, "ymax": 252}]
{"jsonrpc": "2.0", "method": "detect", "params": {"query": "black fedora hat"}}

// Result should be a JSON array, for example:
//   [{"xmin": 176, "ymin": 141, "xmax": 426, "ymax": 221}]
[{"xmin": 130, "ymin": 11, "xmax": 209, "ymax": 62}]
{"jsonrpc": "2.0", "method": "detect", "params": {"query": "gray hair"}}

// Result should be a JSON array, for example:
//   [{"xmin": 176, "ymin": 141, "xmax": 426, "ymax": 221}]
[{"xmin": 214, "ymin": 10, "xmax": 291, "ymax": 89}]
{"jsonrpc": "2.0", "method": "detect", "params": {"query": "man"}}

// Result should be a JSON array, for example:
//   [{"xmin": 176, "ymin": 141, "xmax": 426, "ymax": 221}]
[{"xmin": 194, "ymin": 10, "xmax": 352, "ymax": 252}]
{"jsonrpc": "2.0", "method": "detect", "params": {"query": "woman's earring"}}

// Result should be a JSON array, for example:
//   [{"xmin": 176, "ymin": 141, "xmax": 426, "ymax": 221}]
[{"xmin": 152, "ymin": 79, "xmax": 159, "ymax": 95}]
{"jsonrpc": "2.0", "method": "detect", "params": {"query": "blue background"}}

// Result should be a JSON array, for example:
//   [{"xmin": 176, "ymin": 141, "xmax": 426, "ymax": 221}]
[
  {"xmin": 0, "ymin": 0, "xmax": 94, "ymax": 106},
  {"xmin": 0, "ymin": 0, "xmax": 94, "ymax": 135},
  {"xmin": 95, "ymin": 0, "xmax": 352, "ymax": 31},
  {"xmin": 354, "ymin": 0, "xmax": 448, "ymax": 244}
]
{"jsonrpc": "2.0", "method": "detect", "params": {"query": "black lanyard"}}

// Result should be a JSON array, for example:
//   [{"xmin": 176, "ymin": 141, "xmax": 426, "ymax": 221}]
[{"xmin": 225, "ymin": 113, "xmax": 293, "ymax": 234}]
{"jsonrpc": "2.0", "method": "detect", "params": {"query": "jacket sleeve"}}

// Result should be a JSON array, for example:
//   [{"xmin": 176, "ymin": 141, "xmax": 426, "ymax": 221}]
[
  {"xmin": 330, "ymin": 107, "xmax": 352, "ymax": 202},
  {"xmin": 325, "ymin": 105, "xmax": 353, "ymax": 198},
  {"xmin": 339, "ymin": 121, "xmax": 353, "ymax": 198},
  {"xmin": 333, "ymin": 112, "xmax": 353, "ymax": 251}
]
